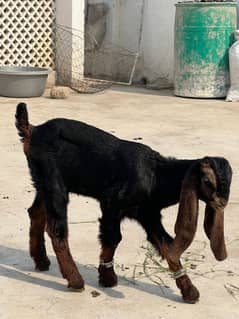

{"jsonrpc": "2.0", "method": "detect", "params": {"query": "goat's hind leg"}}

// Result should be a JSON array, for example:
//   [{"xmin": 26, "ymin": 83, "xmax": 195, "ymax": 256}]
[
  {"xmin": 98, "ymin": 205, "xmax": 122, "ymax": 287},
  {"xmin": 46, "ymin": 219, "xmax": 84, "ymax": 291},
  {"xmin": 142, "ymin": 219, "xmax": 199, "ymax": 303},
  {"xmin": 28, "ymin": 193, "xmax": 50, "ymax": 271},
  {"xmin": 42, "ymin": 160, "xmax": 84, "ymax": 291}
]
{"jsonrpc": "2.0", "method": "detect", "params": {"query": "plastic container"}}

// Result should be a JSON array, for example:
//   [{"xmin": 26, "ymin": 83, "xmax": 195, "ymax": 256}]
[
  {"xmin": 0, "ymin": 66, "xmax": 49, "ymax": 97},
  {"xmin": 226, "ymin": 30, "xmax": 239, "ymax": 101},
  {"xmin": 174, "ymin": 2, "xmax": 237, "ymax": 98}
]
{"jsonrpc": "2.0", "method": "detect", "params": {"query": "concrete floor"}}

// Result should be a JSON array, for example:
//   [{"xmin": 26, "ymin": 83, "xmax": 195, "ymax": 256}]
[{"xmin": 1, "ymin": 86, "xmax": 239, "ymax": 319}]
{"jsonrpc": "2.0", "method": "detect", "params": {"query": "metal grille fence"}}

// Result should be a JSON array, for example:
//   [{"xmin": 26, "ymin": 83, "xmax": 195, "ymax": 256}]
[
  {"xmin": 55, "ymin": 23, "xmax": 139, "ymax": 93},
  {"xmin": 0, "ymin": 0, "xmax": 55, "ymax": 67}
]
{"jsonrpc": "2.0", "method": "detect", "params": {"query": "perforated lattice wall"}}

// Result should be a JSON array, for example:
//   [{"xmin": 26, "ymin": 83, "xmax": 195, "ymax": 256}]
[{"xmin": 0, "ymin": 0, "xmax": 55, "ymax": 67}]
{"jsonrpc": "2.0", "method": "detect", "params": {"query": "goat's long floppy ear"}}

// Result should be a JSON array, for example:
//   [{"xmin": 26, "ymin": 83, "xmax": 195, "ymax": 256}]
[
  {"xmin": 169, "ymin": 166, "xmax": 199, "ymax": 262},
  {"xmin": 202, "ymin": 157, "xmax": 229, "ymax": 261},
  {"xmin": 204, "ymin": 202, "xmax": 227, "ymax": 261}
]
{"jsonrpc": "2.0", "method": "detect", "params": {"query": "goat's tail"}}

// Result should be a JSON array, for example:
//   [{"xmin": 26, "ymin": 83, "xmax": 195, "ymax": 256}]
[{"xmin": 15, "ymin": 102, "xmax": 31, "ymax": 139}]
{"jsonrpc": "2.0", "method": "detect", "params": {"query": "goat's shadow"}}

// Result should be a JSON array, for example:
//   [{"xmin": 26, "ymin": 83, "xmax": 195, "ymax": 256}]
[{"xmin": 0, "ymin": 245, "xmax": 182, "ymax": 303}]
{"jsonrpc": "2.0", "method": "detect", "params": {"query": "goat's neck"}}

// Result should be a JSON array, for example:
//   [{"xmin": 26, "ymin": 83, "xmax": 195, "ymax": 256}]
[{"xmin": 153, "ymin": 157, "xmax": 198, "ymax": 206}]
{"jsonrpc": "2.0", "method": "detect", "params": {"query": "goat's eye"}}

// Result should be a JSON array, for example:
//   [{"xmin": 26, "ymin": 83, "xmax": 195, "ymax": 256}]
[
  {"xmin": 202, "ymin": 177, "xmax": 216, "ymax": 192},
  {"xmin": 202, "ymin": 177, "xmax": 210, "ymax": 183},
  {"xmin": 202, "ymin": 177, "xmax": 214, "ymax": 188}
]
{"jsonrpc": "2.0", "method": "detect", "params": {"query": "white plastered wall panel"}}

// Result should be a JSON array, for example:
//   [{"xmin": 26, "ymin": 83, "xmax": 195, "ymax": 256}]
[{"xmin": 85, "ymin": 0, "xmax": 178, "ymax": 88}]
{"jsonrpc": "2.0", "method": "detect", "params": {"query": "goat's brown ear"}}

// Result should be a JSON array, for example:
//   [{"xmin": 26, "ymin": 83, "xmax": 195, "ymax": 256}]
[
  {"xmin": 169, "ymin": 168, "xmax": 199, "ymax": 262},
  {"xmin": 204, "ymin": 203, "xmax": 227, "ymax": 261}
]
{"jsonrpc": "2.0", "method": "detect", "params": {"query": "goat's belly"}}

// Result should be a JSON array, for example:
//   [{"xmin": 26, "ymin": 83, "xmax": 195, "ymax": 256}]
[
  {"xmin": 61, "ymin": 168, "xmax": 111, "ymax": 196},
  {"xmin": 56, "ymin": 145, "xmax": 122, "ymax": 198}
]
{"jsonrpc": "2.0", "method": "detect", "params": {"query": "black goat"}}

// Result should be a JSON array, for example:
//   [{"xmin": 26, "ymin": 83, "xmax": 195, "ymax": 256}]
[{"xmin": 15, "ymin": 102, "xmax": 232, "ymax": 303}]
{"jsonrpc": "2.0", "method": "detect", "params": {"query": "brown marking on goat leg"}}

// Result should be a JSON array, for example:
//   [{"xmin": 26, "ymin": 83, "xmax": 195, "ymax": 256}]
[
  {"xmin": 98, "ymin": 245, "xmax": 118, "ymax": 287},
  {"xmin": 167, "ymin": 255, "xmax": 200, "ymax": 303},
  {"xmin": 153, "ymin": 235, "xmax": 200, "ymax": 303},
  {"xmin": 100, "ymin": 246, "xmax": 116, "ymax": 262},
  {"xmin": 46, "ymin": 224, "xmax": 84, "ymax": 290},
  {"xmin": 175, "ymin": 275, "xmax": 200, "ymax": 304},
  {"xmin": 28, "ymin": 202, "xmax": 50, "ymax": 271}
]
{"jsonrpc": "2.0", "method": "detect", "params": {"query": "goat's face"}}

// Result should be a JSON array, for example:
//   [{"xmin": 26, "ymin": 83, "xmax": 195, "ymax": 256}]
[
  {"xmin": 199, "ymin": 157, "xmax": 231, "ymax": 204},
  {"xmin": 199, "ymin": 157, "xmax": 232, "ymax": 261},
  {"xmin": 174, "ymin": 157, "xmax": 232, "ymax": 262}
]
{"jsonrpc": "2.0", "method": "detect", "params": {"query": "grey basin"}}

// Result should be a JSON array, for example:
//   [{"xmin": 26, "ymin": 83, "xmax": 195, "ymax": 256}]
[{"xmin": 0, "ymin": 66, "xmax": 49, "ymax": 97}]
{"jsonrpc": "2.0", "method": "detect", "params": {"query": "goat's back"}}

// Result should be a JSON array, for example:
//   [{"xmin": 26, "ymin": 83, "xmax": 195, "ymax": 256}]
[{"xmin": 28, "ymin": 118, "xmax": 157, "ymax": 202}]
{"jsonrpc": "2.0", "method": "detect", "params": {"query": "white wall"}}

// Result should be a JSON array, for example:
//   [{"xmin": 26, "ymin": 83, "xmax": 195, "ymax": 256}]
[
  {"xmin": 237, "ymin": 0, "xmax": 239, "ymax": 27},
  {"xmin": 55, "ymin": 0, "xmax": 85, "ymax": 84},
  {"xmin": 86, "ymin": 0, "xmax": 178, "ymax": 87},
  {"xmin": 59, "ymin": 0, "xmax": 239, "ymax": 88},
  {"xmin": 139, "ymin": 0, "xmax": 177, "ymax": 87}
]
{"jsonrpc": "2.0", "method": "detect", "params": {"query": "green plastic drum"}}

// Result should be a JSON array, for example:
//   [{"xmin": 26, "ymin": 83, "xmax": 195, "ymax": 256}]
[{"xmin": 174, "ymin": 2, "xmax": 237, "ymax": 98}]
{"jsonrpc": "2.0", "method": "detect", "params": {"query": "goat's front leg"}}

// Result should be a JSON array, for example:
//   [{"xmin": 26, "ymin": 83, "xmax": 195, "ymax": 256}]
[
  {"xmin": 151, "ymin": 233, "xmax": 200, "ymax": 303},
  {"xmin": 98, "ymin": 206, "xmax": 122, "ymax": 287},
  {"xmin": 141, "ymin": 216, "xmax": 199, "ymax": 303},
  {"xmin": 28, "ymin": 193, "xmax": 50, "ymax": 271}
]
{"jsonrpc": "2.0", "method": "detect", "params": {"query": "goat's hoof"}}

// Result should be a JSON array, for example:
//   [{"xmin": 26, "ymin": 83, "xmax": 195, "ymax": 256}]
[
  {"xmin": 68, "ymin": 279, "xmax": 85, "ymax": 292},
  {"xmin": 35, "ymin": 258, "xmax": 51, "ymax": 271},
  {"xmin": 176, "ymin": 275, "xmax": 200, "ymax": 304},
  {"xmin": 68, "ymin": 286, "xmax": 85, "ymax": 293},
  {"xmin": 182, "ymin": 285, "xmax": 200, "ymax": 304},
  {"xmin": 98, "ymin": 265, "xmax": 118, "ymax": 287}
]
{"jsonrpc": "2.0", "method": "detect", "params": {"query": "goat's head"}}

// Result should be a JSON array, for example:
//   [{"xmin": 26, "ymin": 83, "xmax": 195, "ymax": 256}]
[{"xmin": 173, "ymin": 156, "xmax": 232, "ymax": 261}]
